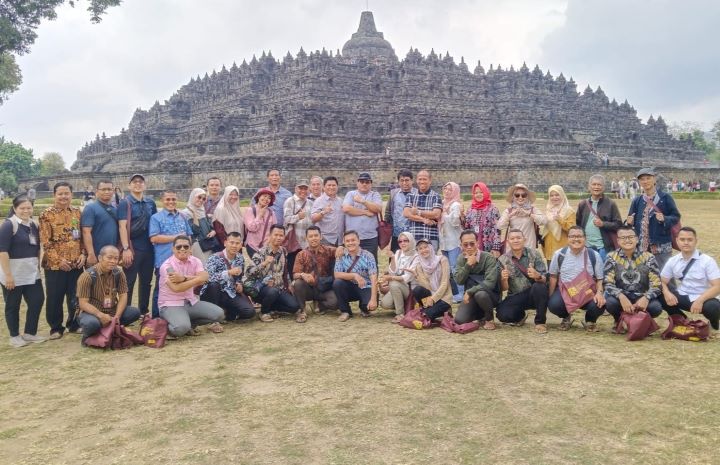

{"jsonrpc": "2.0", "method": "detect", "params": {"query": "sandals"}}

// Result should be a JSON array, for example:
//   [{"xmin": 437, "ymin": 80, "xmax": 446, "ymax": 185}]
[
  {"xmin": 559, "ymin": 317, "xmax": 574, "ymax": 331},
  {"xmin": 582, "ymin": 321, "xmax": 599, "ymax": 332},
  {"xmin": 187, "ymin": 327, "xmax": 202, "ymax": 336},
  {"xmin": 295, "ymin": 311, "xmax": 308, "ymax": 323},
  {"xmin": 534, "ymin": 324, "xmax": 548, "ymax": 334},
  {"xmin": 337, "ymin": 313, "xmax": 351, "ymax": 322},
  {"xmin": 483, "ymin": 320, "xmax": 496, "ymax": 330},
  {"xmin": 259, "ymin": 313, "xmax": 274, "ymax": 323},
  {"xmin": 391, "ymin": 314, "xmax": 404, "ymax": 324},
  {"xmin": 208, "ymin": 322, "xmax": 224, "ymax": 334}
]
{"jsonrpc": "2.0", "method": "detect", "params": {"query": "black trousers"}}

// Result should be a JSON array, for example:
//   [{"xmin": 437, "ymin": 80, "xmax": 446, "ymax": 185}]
[
  {"xmin": 124, "ymin": 248, "xmax": 154, "ymax": 314},
  {"xmin": 2, "ymin": 279, "xmax": 45, "ymax": 337},
  {"xmin": 605, "ymin": 293, "xmax": 663, "ymax": 322},
  {"xmin": 496, "ymin": 282, "xmax": 549, "ymax": 325},
  {"xmin": 360, "ymin": 237, "xmax": 379, "ymax": 264},
  {"xmin": 44, "ymin": 269, "xmax": 82, "ymax": 334},
  {"xmin": 455, "ymin": 290, "xmax": 499, "ymax": 324},
  {"xmin": 333, "ymin": 279, "xmax": 372, "ymax": 315},
  {"xmin": 257, "ymin": 286, "xmax": 300, "ymax": 315},
  {"xmin": 292, "ymin": 279, "xmax": 339, "ymax": 311},
  {"xmin": 548, "ymin": 289, "xmax": 604, "ymax": 323},
  {"xmin": 412, "ymin": 285, "xmax": 450, "ymax": 320},
  {"xmin": 201, "ymin": 282, "xmax": 256, "ymax": 321},
  {"xmin": 661, "ymin": 289, "xmax": 720, "ymax": 330}
]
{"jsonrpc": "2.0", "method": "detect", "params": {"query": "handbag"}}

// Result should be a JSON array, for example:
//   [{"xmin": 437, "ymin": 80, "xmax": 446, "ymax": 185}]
[
  {"xmin": 85, "ymin": 317, "xmax": 143, "ymax": 350},
  {"xmin": 661, "ymin": 314, "xmax": 709, "ymax": 342},
  {"xmin": 377, "ymin": 212, "xmax": 392, "ymax": 250},
  {"xmin": 585, "ymin": 200, "xmax": 619, "ymax": 249},
  {"xmin": 646, "ymin": 199, "xmax": 682, "ymax": 250},
  {"xmin": 84, "ymin": 317, "xmax": 117, "ymax": 349},
  {"xmin": 139, "ymin": 314, "xmax": 169, "ymax": 348},
  {"xmin": 614, "ymin": 311, "xmax": 659, "ymax": 341},
  {"xmin": 316, "ymin": 276, "xmax": 334, "ymax": 293},
  {"xmin": 440, "ymin": 311, "xmax": 481, "ymax": 334},
  {"xmin": 558, "ymin": 250, "xmax": 597, "ymax": 313},
  {"xmin": 398, "ymin": 308, "xmax": 432, "ymax": 330}
]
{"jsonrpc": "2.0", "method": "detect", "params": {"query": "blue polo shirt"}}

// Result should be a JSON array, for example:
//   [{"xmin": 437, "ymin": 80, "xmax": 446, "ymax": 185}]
[
  {"xmin": 149, "ymin": 209, "xmax": 193, "ymax": 268},
  {"xmin": 81, "ymin": 200, "xmax": 119, "ymax": 255}
]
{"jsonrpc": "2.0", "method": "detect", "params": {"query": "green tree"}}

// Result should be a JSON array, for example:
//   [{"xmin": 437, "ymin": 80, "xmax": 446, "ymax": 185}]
[
  {"xmin": 0, "ymin": 137, "xmax": 39, "ymax": 179},
  {"xmin": 0, "ymin": 171, "xmax": 17, "ymax": 193},
  {"xmin": 39, "ymin": 151, "xmax": 67, "ymax": 175},
  {"xmin": 0, "ymin": 0, "xmax": 120, "ymax": 103}
]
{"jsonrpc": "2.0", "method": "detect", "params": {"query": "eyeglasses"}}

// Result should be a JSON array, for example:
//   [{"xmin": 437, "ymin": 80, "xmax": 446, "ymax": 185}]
[
  {"xmin": 198, "ymin": 196, "xmax": 207, "ymax": 201},
  {"xmin": 174, "ymin": 244, "xmax": 190, "ymax": 250},
  {"xmin": 165, "ymin": 198, "xmax": 177, "ymax": 202},
  {"xmin": 568, "ymin": 235, "xmax": 584, "ymax": 239},
  {"xmin": 398, "ymin": 239, "xmax": 409, "ymax": 243},
  {"xmin": 462, "ymin": 241, "xmax": 476, "ymax": 247},
  {"xmin": 514, "ymin": 193, "xmax": 528, "ymax": 198},
  {"xmin": 98, "ymin": 188, "xmax": 114, "ymax": 191},
  {"xmin": 617, "ymin": 235, "xmax": 637, "ymax": 241}
]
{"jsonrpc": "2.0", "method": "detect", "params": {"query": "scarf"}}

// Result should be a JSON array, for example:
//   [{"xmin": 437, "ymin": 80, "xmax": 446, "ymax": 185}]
[
  {"xmin": 639, "ymin": 193, "xmax": 658, "ymax": 252},
  {"xmin": 470, "ymin": 182, "xmax": 492, "ymax": 210},
  {"xmin": 441, "ymin": 182, "xmax": 462, "ymax": 227},
  {"xmin": 214, "ymin": 185, "xmax": 244, "ymax": 236},
  {"xmin": 544, "ymin": 185, "xmax": 573, "ymax": 241},
  {"xmin": 418, "ymin": 242, "xmax": 443, "ymax": 290},
  {"xmin": 392, "ymin": 232, "xmax": 418, "ymax": 274},
  {"xmin": 183, "ymin": 188, "xmax": 207, "ymax": 226}
]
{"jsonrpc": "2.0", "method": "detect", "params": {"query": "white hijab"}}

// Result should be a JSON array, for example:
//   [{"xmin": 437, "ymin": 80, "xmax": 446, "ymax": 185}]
[{"xmin": 213, "ymin": 185, "xmax": 244, "ymax": 236}]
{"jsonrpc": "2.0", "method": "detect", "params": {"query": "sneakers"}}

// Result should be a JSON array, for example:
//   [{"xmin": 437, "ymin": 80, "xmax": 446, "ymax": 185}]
[
  {"xmin": 9, "ymin": 336, "xmax": 29, "ymax": 348},
  {"xmin": 22, "ymin": 334, "xmax": 47, "ymax": 344},
  {"xmin": 337, "ymin": 313, "xmax": 351, "ymax": 322},
  {"xmin": 48, "ymin": 331, "xmax": 63, "ymax": 340}
]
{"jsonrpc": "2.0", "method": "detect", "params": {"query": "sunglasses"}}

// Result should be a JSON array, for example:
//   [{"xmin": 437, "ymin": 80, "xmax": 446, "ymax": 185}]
[
  {"xmin": 398, "ymin": 239, "xmax": 409, "ymax": 243},
  {"xmin": 514, "ymin": 193, "xmax": 528, "ymax": 198},
  {"xmin": 174, "ymin": 244, "xmax": 191, "ymax": 250}
]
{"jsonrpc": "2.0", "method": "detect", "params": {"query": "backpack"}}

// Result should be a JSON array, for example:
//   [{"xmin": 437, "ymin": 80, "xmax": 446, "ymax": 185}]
[
  {"xmin": 87, "ymin": 266, "xmax": 122, "ymax": 289},
  {"xmin": 557, "ymin": 246, "xmax": 597, "ymax": 271}
]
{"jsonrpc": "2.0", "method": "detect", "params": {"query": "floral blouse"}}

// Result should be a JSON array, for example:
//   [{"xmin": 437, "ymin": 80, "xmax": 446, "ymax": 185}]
[{"xmin": 463, "ymin": 205, "xmax": 501, "ymax": 253}]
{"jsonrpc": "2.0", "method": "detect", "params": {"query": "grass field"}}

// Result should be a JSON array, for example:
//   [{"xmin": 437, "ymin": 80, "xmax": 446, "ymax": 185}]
[{"xmin": 1, "ymin": 199, "xmax": 720, "ymax": 465}]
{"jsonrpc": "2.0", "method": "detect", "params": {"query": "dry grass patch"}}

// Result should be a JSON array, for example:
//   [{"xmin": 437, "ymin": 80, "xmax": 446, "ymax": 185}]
[{"xmin": 0, "ymin": 199, "xmax": 719, "ymax": 464}]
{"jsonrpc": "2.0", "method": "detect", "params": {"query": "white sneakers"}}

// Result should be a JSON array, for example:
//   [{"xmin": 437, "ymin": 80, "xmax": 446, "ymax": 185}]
[{"xmin": 9, "ymin": 334, "xmax": 48, "ymax": 348}]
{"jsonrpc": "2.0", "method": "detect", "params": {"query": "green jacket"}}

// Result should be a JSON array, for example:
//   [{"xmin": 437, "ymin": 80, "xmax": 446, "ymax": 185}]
[{"xmin": 454, "ymin": 251, "xmax": 500, "ymax": 295}]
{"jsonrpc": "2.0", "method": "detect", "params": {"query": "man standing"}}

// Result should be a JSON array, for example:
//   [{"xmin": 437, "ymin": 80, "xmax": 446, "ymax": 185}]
[
  {"xmin": 284, "ymin": 179, "xmax": 313, "ymax": 276},
  {"xmin": 604, "ymin": 225, "xmax": 663, "ymax": 325},
  {"xmin": 39, "ymin": 182, "xmax": 87, "ymax": 338},
  {"xmin": 497, "ymin": 229, "xmax": 549, "ymax": 334},
  {"xmin": 81, "ymin": 180, "xmax": 118, "ymax": 267},
  {"xmin": 246, "ymin": 225, "xmax": 302, "ymax": 323},
  {"xmin": 149, "ymin": 190, "xmax": 193, "ymax": 317},
  {"xmin": 384, "ymin": 169, "xmax": 416, "ymax": 252},
  {"xmin": 204, "ymin": 177, "xmax": 223, "ymax": 218},
  {"xmin": 76, "ymin": 245, "xmax": 141, "ymax": 344},
  {"xmin": 576, "ymin": 174, "xmax": 622, "ymax": 262},
  {"xmin": 627, "ymin": 168, "xmax": 681, "ymax": 271},
  {"xmin": 292, "ymin": 226, "xmax": 339, "ymax": 315},
  {"xmin": 311, "ymin": 176, "xmax": 344, "ymax": 246},
  {"xmin": 118, "ymin": 174, "xmax": 158, "ymax": 315},
  {"xmin": 257, "ymin": 169, "xmax": 292, "ymax": 225},
  {"xmin": 308, "ymin": 176, "xmax": 324, "ymax": 202},
  {"xmin": 200, "ymin": 232, "xmax": 256, "ymax": 322},
  {"xmin": 333, "ymin": 230, "xmax": 378, "ymax": 321},
  {"xmin": 454, "ymin": 229, "xmax": 501, "ymax": 330},
  {"xmin": 342, "ymin": 172, "xmax": 382, "ymax": 261},
  {"xmin": 660, "ymin": 227, "xmax": 720, "ymax": 334},
  {"xmin": 403, "ymin": 170, "xmax": 442, "ymax": 249}
]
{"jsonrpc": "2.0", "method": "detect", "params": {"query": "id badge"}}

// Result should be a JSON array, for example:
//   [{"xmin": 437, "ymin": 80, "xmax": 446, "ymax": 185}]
[
  {"xmin": 71, "ymin": 229, "xmax": 81, "ymax": 240},
  {"xmin": 103, "ymin": 295, "xmax": 112, "ymax": 309},
  {"xmin": 28, "ymin": 234, "xmax": 37, "ymax": 246}
]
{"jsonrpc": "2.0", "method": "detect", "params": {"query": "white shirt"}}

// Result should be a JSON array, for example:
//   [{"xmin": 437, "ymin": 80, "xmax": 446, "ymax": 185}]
[
  {"xmin": 439, "ymin": 201, "xmax": 463, "ymax": 251},
  {"xmin": 661, "ymin": 250, "xmax": 720, "ymax": 301}
]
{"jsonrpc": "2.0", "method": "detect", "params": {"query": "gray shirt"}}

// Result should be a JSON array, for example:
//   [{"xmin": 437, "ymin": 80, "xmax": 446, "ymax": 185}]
[
  {"xmin": 343, "ymin": 190, "xmax": 381, "ymax": 240},
  {"xmin": 311, "ymin": 194, "xmax": 345, "ymax": 245},
  {"xmin": 549, "ymin": 247, "xmax": 603, "ymax": 284}
]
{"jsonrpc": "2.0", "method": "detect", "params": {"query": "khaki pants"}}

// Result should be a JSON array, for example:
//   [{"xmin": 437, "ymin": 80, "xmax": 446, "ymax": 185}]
[{"xmin": 380, "ymin": 280, "xmax": 410, "ymax": 315}]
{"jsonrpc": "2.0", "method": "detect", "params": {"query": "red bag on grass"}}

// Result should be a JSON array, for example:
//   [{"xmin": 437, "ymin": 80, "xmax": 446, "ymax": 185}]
[
  {"xmin": 139, "ymin": 314, "xmax": 169, "ymax": 348},
  {"xmin": 614, "ymin": 311, "xmax": 659, "ymax": 341},
  {"xmin": 85, "ymin": 317, "xmax": 144, "ymax": 350},
  {"xmin": 661, "ymin": 314, "xmax": 709, "ymax": 342},
  {"xmin": 440, "ymin": 312, "xmax": 480, "ymax": 334},
  {"xmin": 398, "ymin": 308, "xmax": 432, "ymax": 330}
]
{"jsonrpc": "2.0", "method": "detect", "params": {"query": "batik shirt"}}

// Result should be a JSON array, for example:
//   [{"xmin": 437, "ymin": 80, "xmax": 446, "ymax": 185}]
[
  {"xmin": 334, "ymin": 250, "xmax": 377, "ymax": 290},
  {"xmin": 201, "ymin": 250, "xmax": 245, "ymax": 298},
  {"xmin": 604, "ymin": 249, "xmax": 661, "ymax": 300},
  {"xmin": 246, "ymin": 245, "xmax": 289, "ymax": 291},
  {"xmin": 498, "ymin": 247, "xmax": 547, "ymax": 295},
  {"xmin": 39, "ymin": 206, "xmax": 85, "ymax": 270}
]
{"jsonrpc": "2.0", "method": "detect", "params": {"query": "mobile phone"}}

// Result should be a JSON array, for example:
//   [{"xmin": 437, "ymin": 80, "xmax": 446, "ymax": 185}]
[{"xmin": 167, "ymin": 267, "xmax": 175, "ymax": 274}]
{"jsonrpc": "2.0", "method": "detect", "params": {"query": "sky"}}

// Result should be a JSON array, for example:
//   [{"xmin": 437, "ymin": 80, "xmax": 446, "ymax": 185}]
[{"xmin": 1, "ymin": 0, "xmax": 718, "ymax": 166}]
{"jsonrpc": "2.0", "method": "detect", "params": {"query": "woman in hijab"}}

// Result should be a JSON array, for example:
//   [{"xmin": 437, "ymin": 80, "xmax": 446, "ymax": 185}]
[
  {"xmin": 463, "ymin": 181, "xmax": 501, "ymax": 257},
  {"xmin": 213, "ymin": 185, "xmax": 244, "ymax": 244},
  {"xmin": 542, "ymin": 185, "xmax": 576, "ymax": 263},
  {"xmin": 380, "ymin": 231, "xmax": 419, "ymax": 323},
  {"xmin": 182, "ymin": 188, "xmax": 219, "ymax": 263},
  {"xmin": 497, "ymin": 183, "xmax": 545, "ymax": 250},
  {"xmin": 439, "ymin": 182, "xmax": 464, "ymax": 302},
  {"xmin": 410, "ymin": 238, "xmax": 452, "ymax": 322}
]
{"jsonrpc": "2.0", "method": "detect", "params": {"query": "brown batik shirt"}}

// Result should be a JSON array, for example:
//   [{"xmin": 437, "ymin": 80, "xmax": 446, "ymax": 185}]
[{"xmin": 39, "ymin": 206, "xmax": 85, "ymax": 270}]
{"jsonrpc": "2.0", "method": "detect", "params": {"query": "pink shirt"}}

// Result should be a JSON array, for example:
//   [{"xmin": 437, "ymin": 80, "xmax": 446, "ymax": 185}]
[
  {"xmin": 243, "ymin": 206, "xmax": 274, "ymax": 250},
  {"xmin": 158, "ymin": 255, "xmax": 205, "ymax": 308}
]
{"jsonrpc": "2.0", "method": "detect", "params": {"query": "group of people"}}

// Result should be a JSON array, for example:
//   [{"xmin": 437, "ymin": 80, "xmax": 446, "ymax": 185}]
[{"xmin": 2, "ymin": 166, "xmax": 719, "ymax": 348}]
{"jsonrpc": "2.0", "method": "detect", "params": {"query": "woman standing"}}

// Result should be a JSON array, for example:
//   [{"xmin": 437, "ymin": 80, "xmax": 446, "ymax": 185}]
[
  {"xmin": 213, "ymin": 185, "xmax": 244, "ymax": 244},
  {"xmin": 410, "ymin": 239, "xmax": 452, "ymax": 322},
  {"xmin": 379, "ymin": 231, "xmax": 419, "ymax": 323},
  {"xmin": 0, "ymin": 195, "xmax": 46, "ymax": 348},
  {"xmin": 244, "ymin": 189, "xmax": 276, "ymax": 258},
  {"xmin": 439, "ymin": 182, "xmax": 464, "ymax": 302},
  {"xmin": 497, "ymin": 184, "xmax": 545, "ymax": 250},
  {"xmin": 181, "ymin": 188, "xmax": 219, "ymax": 263},
  {"xmin": 542, "ymin": 185, "xmax": 576, "ymax": 263},
  {"xmin": 463, "ymin": 182, "xmax": 501, "ymax": 257}
]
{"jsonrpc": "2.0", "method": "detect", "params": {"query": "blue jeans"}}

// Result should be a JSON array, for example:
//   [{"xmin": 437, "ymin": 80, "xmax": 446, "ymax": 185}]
[
  {"xmin": 442, "ymin": 247, "xmax": 463, "ymax": 299},
  {"xmin": 77, "ymin": 306, "xmax": 142, "ymax": 341}
]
